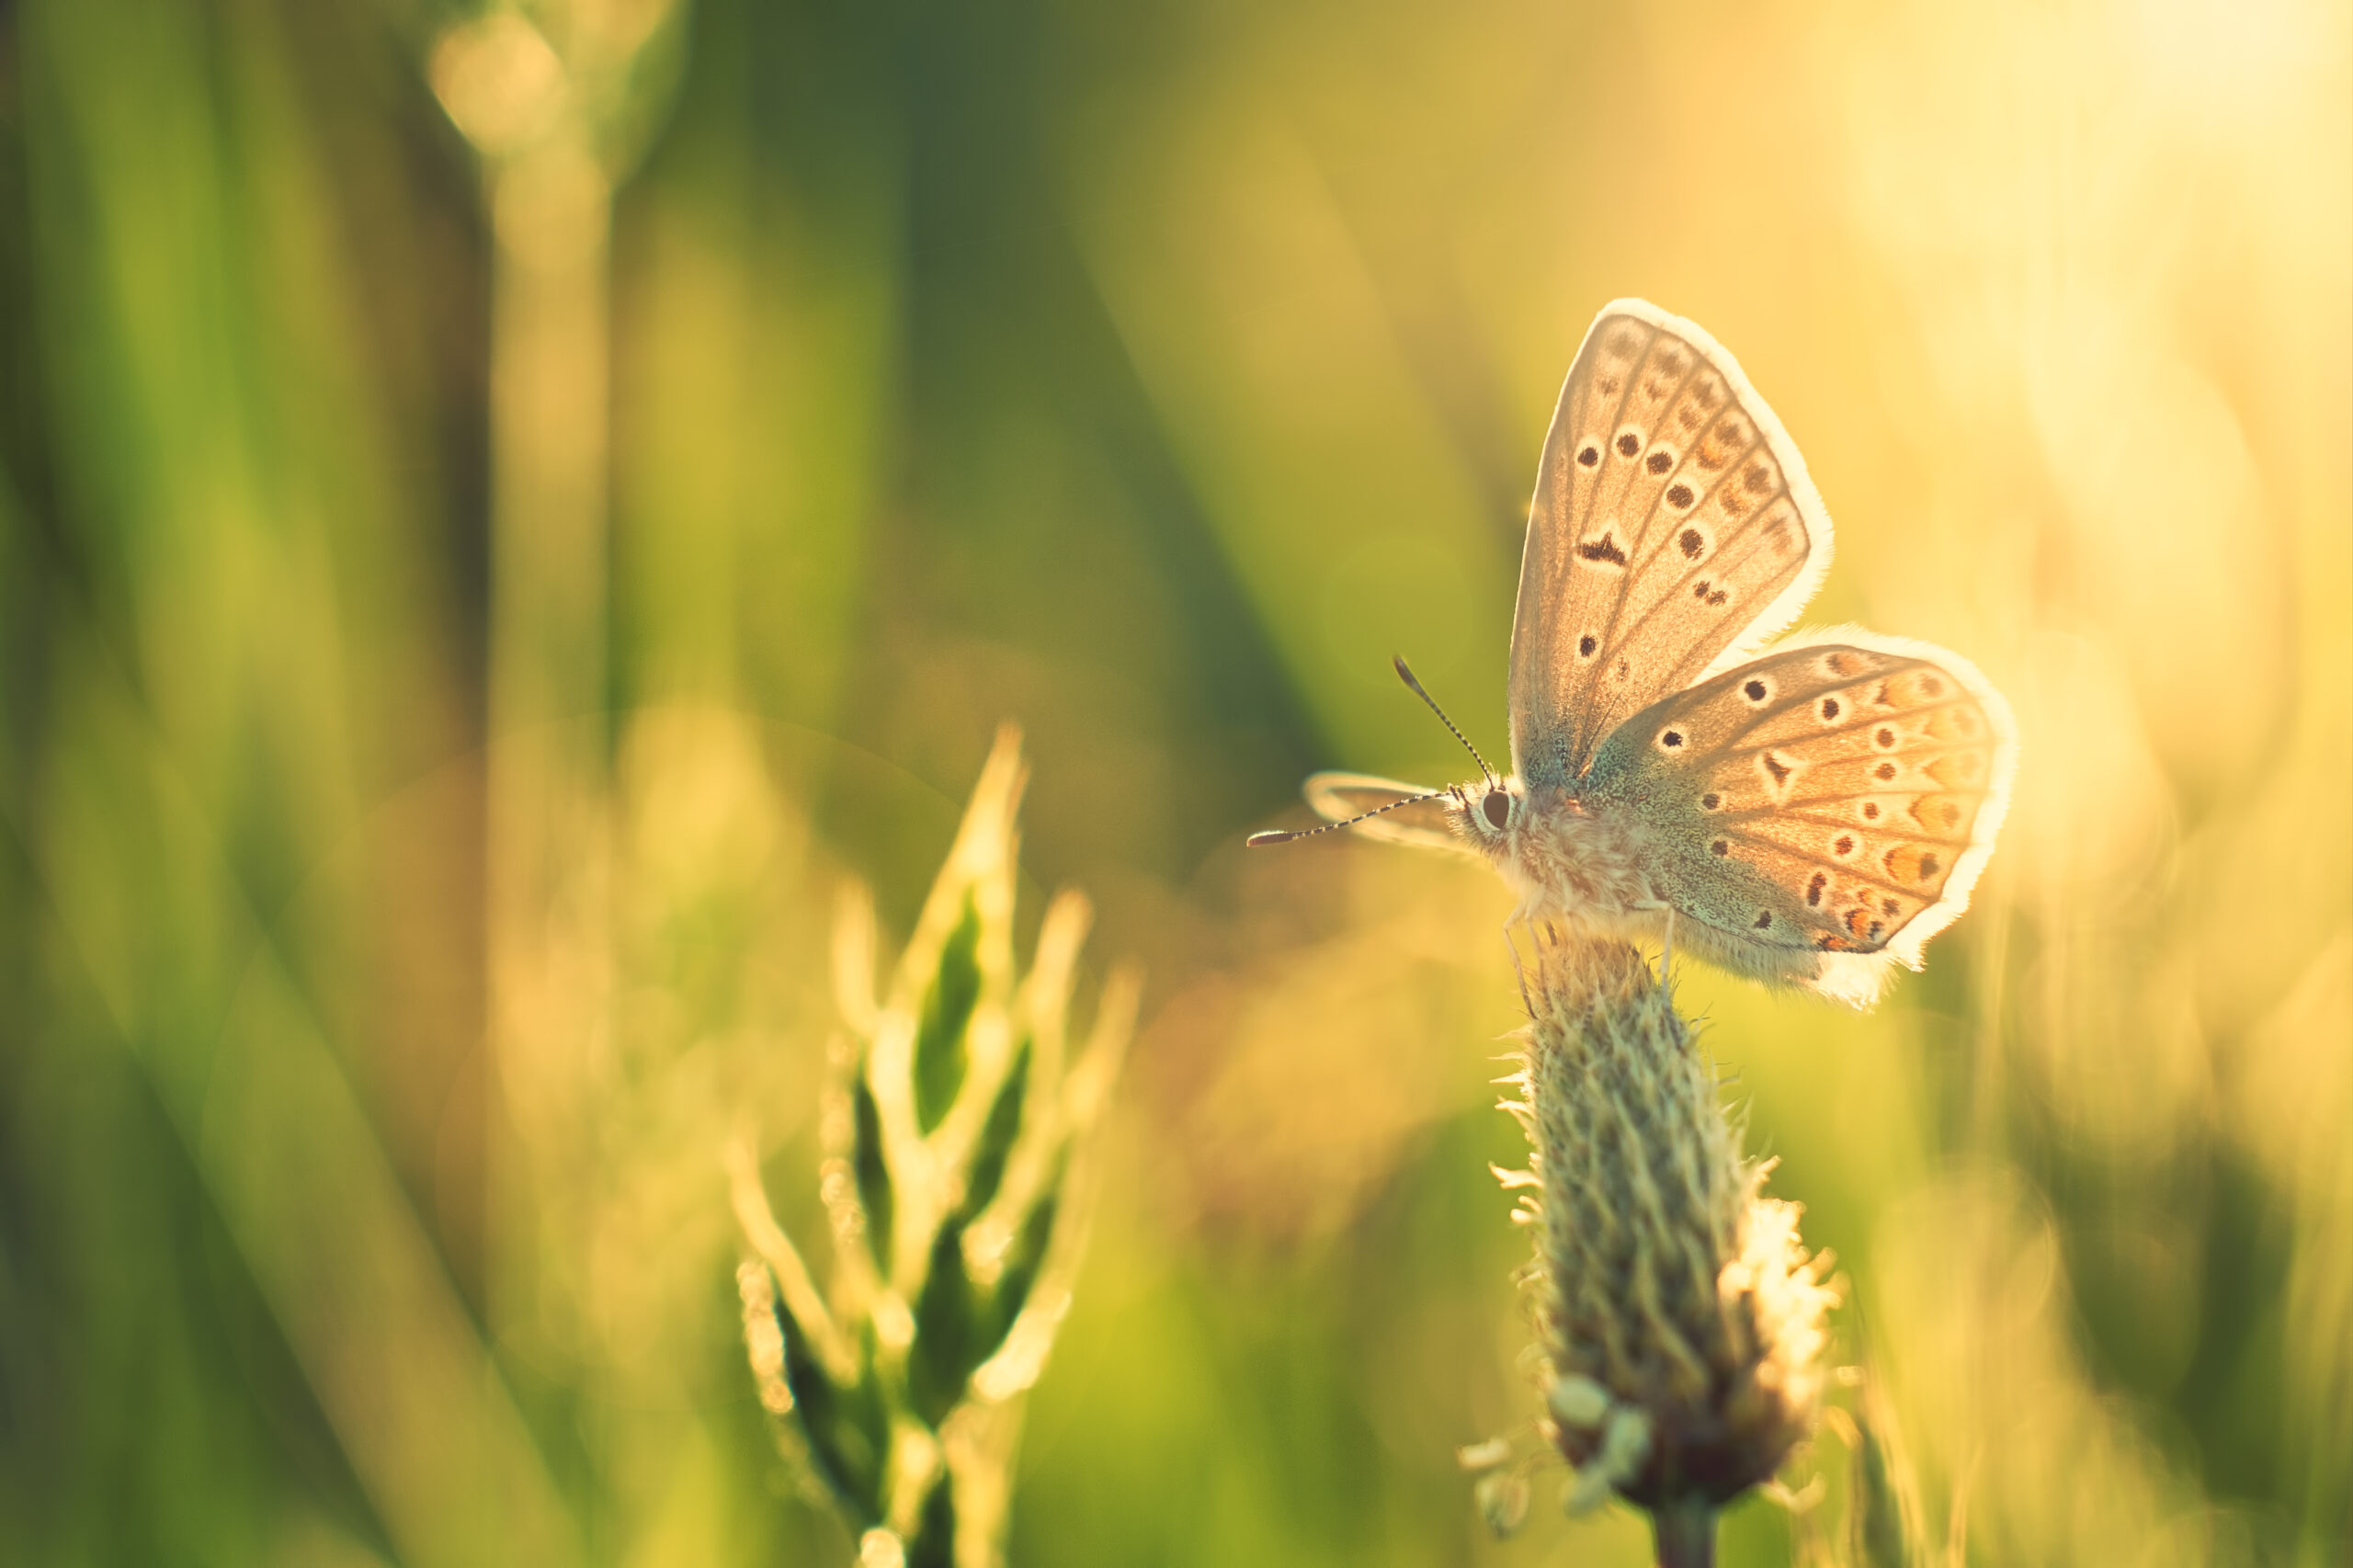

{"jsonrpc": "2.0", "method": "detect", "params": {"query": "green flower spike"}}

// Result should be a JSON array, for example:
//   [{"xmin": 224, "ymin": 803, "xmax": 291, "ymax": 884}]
[
  {"xmin": 1494, "ymin": 932, "xmax": 1837, "ymax": 1568},
  {"xmin": 732, "ymin": 727, "xmax": 1138, "ymax": 1568}
]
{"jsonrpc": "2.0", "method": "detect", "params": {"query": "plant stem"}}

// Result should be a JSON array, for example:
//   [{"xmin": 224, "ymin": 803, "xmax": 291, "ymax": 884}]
[{"xmin": 1652, "ymin": 1494, "xmax": 1717, "ymax": 1568}]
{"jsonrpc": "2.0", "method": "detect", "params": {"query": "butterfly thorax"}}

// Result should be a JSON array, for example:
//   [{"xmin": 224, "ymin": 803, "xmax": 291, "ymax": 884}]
[{"xmin": 1445, "ymin": 777, "xmax": 1656, "ymax": 929}]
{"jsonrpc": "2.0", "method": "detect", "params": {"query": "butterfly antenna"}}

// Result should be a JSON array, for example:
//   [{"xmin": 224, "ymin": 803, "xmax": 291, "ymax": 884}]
[
  {"xmin": 1245, "ymin": 790, "xmax": 1448, "ymax": 847},
  {"xmin": 1392, "ymin": 655, "xmax": 1494, "ymax": 788}
]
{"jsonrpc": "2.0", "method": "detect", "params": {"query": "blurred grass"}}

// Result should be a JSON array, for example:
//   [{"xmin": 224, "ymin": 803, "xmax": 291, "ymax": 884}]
[{"xmin": 0, "ymin": 0, "xmax": 2347, "ymax": 1565}]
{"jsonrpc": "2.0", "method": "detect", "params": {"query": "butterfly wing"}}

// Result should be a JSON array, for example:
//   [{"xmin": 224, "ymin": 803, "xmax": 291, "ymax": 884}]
[
  {"xmin": 1584, "ymin": 634, "xmax": 2017, "ymax": 1002},
  {"xmin": 1301, "ymin": 772, "xmax": 1470, "ymax": 855},
  {"xmin": 1510, "ymin": 301, "xmax": 1834, "ymax": 789}
]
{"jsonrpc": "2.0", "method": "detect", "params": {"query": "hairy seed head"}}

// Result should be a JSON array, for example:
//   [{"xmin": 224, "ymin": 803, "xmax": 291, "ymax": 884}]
[{"xmin": 1504, "ymin": 935, "xmax": 1835, "ymax": 1515}]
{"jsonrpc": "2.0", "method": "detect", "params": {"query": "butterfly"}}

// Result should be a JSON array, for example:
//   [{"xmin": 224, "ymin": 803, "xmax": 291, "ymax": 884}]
[{"xmin": 1250, "ymin": 300, "xmax": 2018, "ymax": 1005}]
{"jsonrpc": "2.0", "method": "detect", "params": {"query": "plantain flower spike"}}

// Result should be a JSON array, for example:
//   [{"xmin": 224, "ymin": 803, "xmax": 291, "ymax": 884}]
[
  {"xmin": 1497, "ymin": 931, "xmax": 1836, "ymax": 1566},
  {"xmin": 733, "ymin": 727, "xmax": 1138, "ymax": 1568}
]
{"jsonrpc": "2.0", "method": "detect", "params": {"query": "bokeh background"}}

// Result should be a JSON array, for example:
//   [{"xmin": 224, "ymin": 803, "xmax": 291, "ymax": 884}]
[{"xmin": 1, "ymin": 0, "xmax": 2347, "ymax": 1564}]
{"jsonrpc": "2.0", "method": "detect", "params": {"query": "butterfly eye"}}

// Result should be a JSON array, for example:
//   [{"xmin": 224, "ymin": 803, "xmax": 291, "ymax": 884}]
[{"xmin": 1483, "ymin": 790, "xmax": 1511, "ymax": 830}]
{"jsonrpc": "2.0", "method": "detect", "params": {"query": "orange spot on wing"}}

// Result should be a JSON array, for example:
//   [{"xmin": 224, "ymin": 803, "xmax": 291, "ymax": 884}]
[{"xmin": 1926, "ymin": 753, "xmax": 1985, "ymax": 788}]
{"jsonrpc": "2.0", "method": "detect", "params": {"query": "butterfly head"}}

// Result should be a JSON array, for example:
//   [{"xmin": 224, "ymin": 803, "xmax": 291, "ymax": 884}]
[{"xmin": 1447, "ymin": 776, "xmax": 1525, "ymax": 857}]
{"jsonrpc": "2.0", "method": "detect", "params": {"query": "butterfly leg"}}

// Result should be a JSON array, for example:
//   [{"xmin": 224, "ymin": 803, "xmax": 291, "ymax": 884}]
[
  {"xmin": 1502, "ymin": 922, "xmax": 1534, "ymax": 1018},
  {"xmin": 1626, "ymin": 898, "xmax": 1676, "ymax": 1003}
]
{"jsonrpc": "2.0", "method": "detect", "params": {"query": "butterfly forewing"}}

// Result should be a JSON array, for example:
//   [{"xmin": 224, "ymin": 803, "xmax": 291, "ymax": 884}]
[
  {"xmin": 1589, "ymin": 640, "xmax": 2015, "ymax": 961},
  {"xmin": 1302, "ymin": 773, "xmax": 1469, "ymax": 856},
  {"xmin": 1510, "ymin": 301, "xmax": 1831, "ymax": 788}
]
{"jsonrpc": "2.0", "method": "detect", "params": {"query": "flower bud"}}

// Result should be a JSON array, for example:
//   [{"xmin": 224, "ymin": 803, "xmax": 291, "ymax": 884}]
[{"xmin": 1476, "ymin": 1470, "xmax": 1533, "ymax": 1539}]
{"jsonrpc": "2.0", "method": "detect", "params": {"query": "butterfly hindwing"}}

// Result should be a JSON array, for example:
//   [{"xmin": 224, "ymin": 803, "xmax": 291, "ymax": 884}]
[
  {"xmin": 1586, "ymin": 635, "xmax": 2017, "ymax": 984},
  {"xmin": 1509, "ymin": 301, "xmax": 1834, "ymax": 789}
]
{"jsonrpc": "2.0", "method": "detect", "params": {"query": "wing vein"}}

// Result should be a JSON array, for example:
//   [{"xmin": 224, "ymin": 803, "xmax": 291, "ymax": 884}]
[
  {"xmin": 1586, "ymin": 349, "xmax": 1711, "ymax": 696},
  {"xmin": 1604, "ymin": 473, "xmax": 1797, "ymax": 691},
  {"xmin": 1722, "ymin": 661, "xmax": 1938, "ymax": 745},
  {"xmin": 1552, "ymin": 321, "xmax": 1665, "ymax": 769},
  {"xmin": 1721, "ymin": 808, "xmax": 1976, "ymax": 845},
  {"xmin": 1720, "ymin": 707, "xmax": 1989, "ymax": 759},
  {"xmin": 1721, "ymin": 835, "xmax": 1925, "ymax": 900}
]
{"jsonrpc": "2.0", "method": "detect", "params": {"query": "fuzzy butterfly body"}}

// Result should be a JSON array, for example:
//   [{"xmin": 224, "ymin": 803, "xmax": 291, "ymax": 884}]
[{"xmin": 1256, "ymin": 301, "xmax": 2016, "ymax": 1006}]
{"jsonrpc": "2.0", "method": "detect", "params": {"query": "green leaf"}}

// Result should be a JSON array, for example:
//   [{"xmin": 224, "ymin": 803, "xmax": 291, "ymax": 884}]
[
  {"xmin": 854, "ymin": 1076, "xmax": 893, "ymax": 1269},
  {"xmin": 907, "ymin": 1220, "xmax": 978, "ymax": 1426},
  {"xmin": 905, "ymin": 1472, "xmax": 958, "ymax": 1568},
  {"xmin": 771, "ymin": 1293, "xmax": 888, "ymax": 1526},
  {"xmin": 1849, "ymin": 1407, "xmax": 1914, "ymax": 1568},
  {"xmin": 961, "ymin": 1039, "xmax": 1030, "ymax": 1221},
  {"xmin": 913, "ymin": 897, "xmax": 981, "ymax": 1132},
  {"xmin": 977, "ymin": 1169, "xmax": 1062, "ymax": 1353}
]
